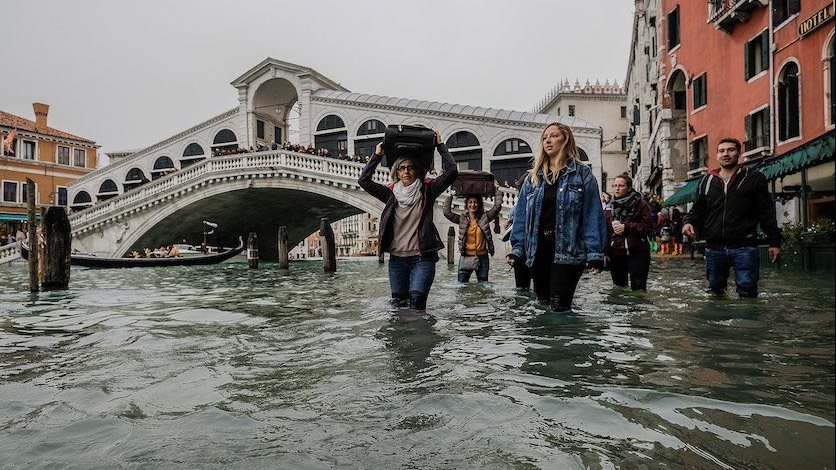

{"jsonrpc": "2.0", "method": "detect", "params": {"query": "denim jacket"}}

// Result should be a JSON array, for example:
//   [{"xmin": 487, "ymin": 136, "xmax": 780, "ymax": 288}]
[{"xmin": 509, "ymin": 160, "xmax": 607, "ymax": 267}]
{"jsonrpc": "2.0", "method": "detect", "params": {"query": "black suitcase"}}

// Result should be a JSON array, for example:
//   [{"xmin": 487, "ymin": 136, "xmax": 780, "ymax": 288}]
[
  {"xmin": 452, "ymin": 170, "xmax": 496, "ymax": 197},
  {"xmin": 381, "ymin": 124, "xmax": 436, "ymax": 169}
]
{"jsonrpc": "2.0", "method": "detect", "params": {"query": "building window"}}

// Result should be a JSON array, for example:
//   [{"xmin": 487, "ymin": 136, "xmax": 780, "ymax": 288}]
[
  {"xmin": 690, "ymin": 136, "xmax": 708, "ymax": 170},
  {"xmin": 183, "ymin": 143, "xmax": 204, "ymax": 157},
  {"xmin": 556, "ymin": 107, "xmax": 561, "ymax": 116},
  {"xmin": 57, "ymin": 187, "xmax": 68, "ymax": 206},
  {"xmin": 73, "ymin": 149, "xmax": 86, "ymax": 167},
  {"xmin": 620, "ymin": 106, "xmax": 627, "ymax": 118},
  {"xmin": 57, "ymin": 146, "xmax": 70, "ymax": 165},
  {"xmin": 3, "ymin": 181, "xmax": 18, "ymax": 202},
  {"xmin": 621, "ymin": 135, "xmax": 628, "ymax": 151},
  {"xmin": 745, "ymin": 31, "xmax": 769, "ymax": 80},
  {"xmin": 21, "ymin": 182, "xmax": 33, "ymax": 204},
  {"xmin": 668, "ymin": 5, "xmax": 680, "ymax": 50},
  {"xmin": 773, "ymin": 0, "xmax": 800, "ymax": 26},
  {"xmin": 693, "ymin": 73, "xmax": 707, "ymax": 109},
  {"xmin": 777, "ymin": 62, "xmax": 800, "ymax": 141},
  {"xmin": 256, "ymin": 120, "xmax": 265, "ymax": 139},
  {"xmin": 316, "ymin": 115, "xmax": 345, "ymax": 131},
  {"xmin": 568, "ymin": 105, "xmax": 575, "ymax": 117},
  {"xmin": 745, "ymin": 108, "xmax": 770, "ymax": 151},
  {"xmin": 274, "ymin": 126, "xmax": 282, "ymax": 143},
  {"xmin": 338, "ymin": 140, "xmax": 347, "ymax": 151},
  {"xmin": 21, "ymin": 140, "xmax": 36, "ymax": 160}
]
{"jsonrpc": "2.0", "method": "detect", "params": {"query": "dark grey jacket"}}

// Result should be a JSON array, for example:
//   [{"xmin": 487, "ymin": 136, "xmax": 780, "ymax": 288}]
[{"xmin": 358, "ymin": 144, "xmax": 458, "ymax": 255}]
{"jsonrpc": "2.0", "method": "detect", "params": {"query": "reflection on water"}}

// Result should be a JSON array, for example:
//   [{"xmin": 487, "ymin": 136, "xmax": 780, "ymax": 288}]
[{"xmin": 0, "ymin": 258, "xmax": 833, "ymax": 469}]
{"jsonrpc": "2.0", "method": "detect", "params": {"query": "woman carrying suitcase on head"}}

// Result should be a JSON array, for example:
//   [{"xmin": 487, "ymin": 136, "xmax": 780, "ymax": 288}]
[
  {"xmin": 443, "ymin": 182, "xmax": 503, "ymax": 282},
  {"xmin": 358, "ymin": 130, "xmax": 458, "ymax": 310},
  {"xmin": 505, "ymin": 122, "xmax": 607, "ymax": 312}
]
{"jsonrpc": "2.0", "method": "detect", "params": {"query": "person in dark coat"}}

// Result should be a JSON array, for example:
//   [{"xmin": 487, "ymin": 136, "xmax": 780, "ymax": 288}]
[
  {"xmin": 605, "ymin": 174, "xmax": 653, "ymax": 291},
  {"xmin": 358, "ymin": 131, "xmax": 458, "ymax": 310}
]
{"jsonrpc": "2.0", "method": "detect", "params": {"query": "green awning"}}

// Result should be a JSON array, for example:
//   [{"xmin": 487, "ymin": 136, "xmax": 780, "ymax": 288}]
[
  {"xmin": 757, "ymin": 132, "xmax": 835, "ymax": 180},
  {"xmin": 663, "ymin": 177, "xmax": 701, "ymax": 207},
  {"xmin": 0, "ymin": 214, "xmax": 31, "ymax": 222}
]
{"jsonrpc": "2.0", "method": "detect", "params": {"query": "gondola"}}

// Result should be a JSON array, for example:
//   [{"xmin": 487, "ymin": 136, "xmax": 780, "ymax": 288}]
[{"xmin": 21, "ymin": 237, "xmax": 245, "ymax": 268}]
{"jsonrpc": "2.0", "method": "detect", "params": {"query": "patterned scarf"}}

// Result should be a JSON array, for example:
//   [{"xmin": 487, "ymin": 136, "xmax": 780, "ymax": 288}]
[
  {"xmin": 611, "ymin": 189, "xmax": 642, "ymax": 221},
  {"xmin": 393, "ymin": 179, "xmax": 422, "ymax": 208}
]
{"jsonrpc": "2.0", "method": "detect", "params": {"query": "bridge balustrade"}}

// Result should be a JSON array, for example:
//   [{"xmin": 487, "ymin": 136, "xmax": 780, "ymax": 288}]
[{"xmin": 68, "ymin": 150, "xmax": 518, "ymax": 232}]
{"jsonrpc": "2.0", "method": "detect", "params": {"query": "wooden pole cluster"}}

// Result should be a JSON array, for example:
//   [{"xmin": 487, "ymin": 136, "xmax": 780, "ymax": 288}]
[
  {"xmin": 40, "ymin": 207, "xmax": 72, "ymax": 290},
  {"xmin": 320, "ymin": 218, "xmax": 336, "ymax": 272},
  {"xmin": 247, "ymin": 232, "xmax": 259, "ymax": 269},
  {"xmin": 26, "ymin": 179, "xmax": 72, "ymax": 291}
]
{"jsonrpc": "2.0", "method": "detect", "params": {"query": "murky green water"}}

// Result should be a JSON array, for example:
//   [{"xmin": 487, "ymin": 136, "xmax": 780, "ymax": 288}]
[{"xmin": 0, "ymin": 258, "xmax": 833, "ymax": 469}]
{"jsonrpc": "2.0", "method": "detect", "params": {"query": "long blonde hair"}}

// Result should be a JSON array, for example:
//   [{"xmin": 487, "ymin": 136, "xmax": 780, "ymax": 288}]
[{"xmin": 530, "ymin": 122, "xmax": 582, "ymax": 186}]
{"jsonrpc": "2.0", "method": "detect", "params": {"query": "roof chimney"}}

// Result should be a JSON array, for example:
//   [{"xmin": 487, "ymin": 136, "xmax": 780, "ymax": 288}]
[{"xmin": 33, "ymin": 102, "xmax": 49, "ymax": 131}]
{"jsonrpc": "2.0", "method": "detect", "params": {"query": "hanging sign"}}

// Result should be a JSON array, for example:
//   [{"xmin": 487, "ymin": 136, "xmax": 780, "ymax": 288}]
[{"xmin": 799, "ymin": 4, "xmax": 834, "ymax": 38}]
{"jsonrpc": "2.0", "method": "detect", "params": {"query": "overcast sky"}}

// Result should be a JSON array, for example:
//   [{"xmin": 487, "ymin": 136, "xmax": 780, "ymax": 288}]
[{"xmin": 2, "ymin": 0, "xmax": 634, "ymax": 156}]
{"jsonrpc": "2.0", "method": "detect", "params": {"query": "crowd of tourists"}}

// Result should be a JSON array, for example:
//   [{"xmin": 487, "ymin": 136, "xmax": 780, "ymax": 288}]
[{"xmin": 358, "ymin": 123, "xmax": 780, "ymax": 312}]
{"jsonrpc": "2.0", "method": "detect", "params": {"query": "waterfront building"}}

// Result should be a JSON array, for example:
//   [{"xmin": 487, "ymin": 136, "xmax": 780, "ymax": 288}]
[
  {"xmin": 535, "ymin": 79, "xmax": 629, "ymax": 192},
  {"xmin": 1, "ymin": 103, "xmax": 98, "ymax": 235},
  {"xmin": 628, "ymin": 0, "xmax": 834, "ymax": 225}
]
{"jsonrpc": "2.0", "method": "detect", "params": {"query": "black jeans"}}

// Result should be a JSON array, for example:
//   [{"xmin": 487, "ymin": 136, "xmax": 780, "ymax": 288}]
[
  {"xmin": 608, "ymin": 252, "xmax": 651, "ymax": 291},
  {"xmin": 532, "ymin": 261, "xmax": 585, "ymax": 312},
  {"xmin": 513, "ymin": 263, "xmax": 531, "ymax": 290}
]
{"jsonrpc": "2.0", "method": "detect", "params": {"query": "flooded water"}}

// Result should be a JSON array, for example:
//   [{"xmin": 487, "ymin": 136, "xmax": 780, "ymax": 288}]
[{"xmin": 0, "ymin": 257, "xmax": 833, "ymax": 469}]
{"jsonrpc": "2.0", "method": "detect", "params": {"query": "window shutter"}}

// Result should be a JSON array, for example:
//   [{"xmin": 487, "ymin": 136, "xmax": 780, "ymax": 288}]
[
  {"xmin": 763, "ymin": 108, "xmax": 771, "ymax": 147},
  {"xmin": 744, "ymin": 41, "xmax": 751, "ymax": 80},
  {"xmin": 744, "ymin": 113, "xmax": 753, "ymax": 146}
]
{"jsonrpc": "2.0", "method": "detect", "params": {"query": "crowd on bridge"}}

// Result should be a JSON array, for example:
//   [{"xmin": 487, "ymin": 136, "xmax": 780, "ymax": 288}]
[{"xmin": 210, "ymin": 142, "xmax": 372, "ymax": 164}]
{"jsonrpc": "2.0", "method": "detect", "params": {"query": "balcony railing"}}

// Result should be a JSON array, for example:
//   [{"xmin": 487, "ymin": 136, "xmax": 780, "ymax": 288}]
[
  {"xmin": 744, "ymin": 133, "xmax": 770, "ymax": 152},
  {"xmin": 709, "ymin": 0, "xmax": 768, "ymax": 32}
]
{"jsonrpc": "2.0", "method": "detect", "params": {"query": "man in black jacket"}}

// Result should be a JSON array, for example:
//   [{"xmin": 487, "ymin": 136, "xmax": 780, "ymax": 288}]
[{"xmin": 682, "ymin": 138, "xmax": 781, "ymax": 297}]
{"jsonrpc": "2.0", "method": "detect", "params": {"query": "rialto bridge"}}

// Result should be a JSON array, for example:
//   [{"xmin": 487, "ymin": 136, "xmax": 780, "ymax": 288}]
[{"xmin": 66, "ymin": 58, "xmax": 603, "ymax": 258}]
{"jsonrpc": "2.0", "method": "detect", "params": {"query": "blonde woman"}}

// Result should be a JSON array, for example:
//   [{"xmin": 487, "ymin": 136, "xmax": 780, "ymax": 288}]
[{"xmin": 506, "ymin": 123, "xmax": 607, "ymax": 312}]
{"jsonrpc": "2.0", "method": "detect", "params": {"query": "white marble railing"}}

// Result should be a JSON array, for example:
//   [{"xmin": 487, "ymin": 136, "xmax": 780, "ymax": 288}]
[
  {"xmin": 0, "ymin": 241, "xmax": 21, "ymax": 265},
  {"xmin": 69, "ymin": 150, "xmax": 520, "ymax": 230}
]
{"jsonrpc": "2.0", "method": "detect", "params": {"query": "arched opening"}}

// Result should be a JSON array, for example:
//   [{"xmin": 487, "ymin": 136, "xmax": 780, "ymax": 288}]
[
  {"xmin": 491, "ymin": 138, "xmax": 533, "ymax": 187},
  {"xmin": 667, "ymin": 70, "xmax": 687, "ymax": 110},
  {"xmin": 152, "ymin": 156, "xmax": 176, "ymax": 180},
  {"xmin": 181, "ymin": 143, "xmax": 205, "ymax": 169},
  {"xmin": 124, "ymin": 167, "xmax": 149, "ymax": 192},
  {"xmin": 578, "ymin": 148, "xmax": 589, "ymax": 162},
  {"xmin": 446, "ymin": 131, "xmax": 482, "ymax": 171},
  {"xmin": 314, "ymin": 114, "xmax": 347, "ymax": 157},
  {"xmin": 777, "ymin": 61, "xmax": 800, "ymax": 141},
  {"xmin": 97, "ymin": 179, "xmax": 118, "ymax": 201},
  {"xmin": 212, "ymin": 129, "xmax": 238, "ymax": 154},
  {"xmin": 252, "ymin": 78, "xmax": 299, "ymax": 146},
  {"xmin": 71, "ymin": 191, "xmax": 92, "ymax": 212},
  {"xmin": 354, "ymin": 119, "xmax": 386, "ymax": 159}
]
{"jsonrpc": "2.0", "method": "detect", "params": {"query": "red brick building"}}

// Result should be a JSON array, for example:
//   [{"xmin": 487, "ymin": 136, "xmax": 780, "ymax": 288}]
[{"xmin": 661, "ymin": 0, "xmax": 834, "ymax": 223}]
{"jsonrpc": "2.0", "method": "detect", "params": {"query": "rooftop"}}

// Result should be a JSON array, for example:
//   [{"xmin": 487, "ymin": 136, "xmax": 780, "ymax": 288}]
[{"xmin": 0, "ymin": 109, "xmax": 96, "ymax": 144}]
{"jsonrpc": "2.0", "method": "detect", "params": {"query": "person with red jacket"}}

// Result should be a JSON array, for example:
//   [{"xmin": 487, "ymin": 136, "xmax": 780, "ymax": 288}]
[{"xmin": 605, "ymin": 174, "xmax": 654, "ymax": 291}]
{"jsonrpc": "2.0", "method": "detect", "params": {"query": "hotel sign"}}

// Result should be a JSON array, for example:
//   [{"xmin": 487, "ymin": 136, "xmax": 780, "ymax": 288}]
[{"xmin": 798, "ymin": 4, "xmax": 834, "ymax": 38}]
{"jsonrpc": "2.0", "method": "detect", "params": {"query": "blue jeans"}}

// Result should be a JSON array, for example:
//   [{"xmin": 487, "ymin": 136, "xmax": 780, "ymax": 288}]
[
  {"xmin": 458, "ymin": 254, "xmax": 490, "ymax": 282},
  {"xmin": 704, "ymin": 246, "xmax": 760, "ymax": 298},
  {"xmin": 388, "ymin": 252, "xmax": 439, "ymax": 309}
]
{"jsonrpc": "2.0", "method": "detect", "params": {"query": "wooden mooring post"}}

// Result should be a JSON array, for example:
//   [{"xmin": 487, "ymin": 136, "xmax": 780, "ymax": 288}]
[
  {"xmin": 277, "ymin": 226, "xmax": 289, "ymax": 269},
  {"xmin": 40, "ymin": 206, "xmax": 72, "ymax": 290},
  {"xmin": 247, "ymin": 232, "xmax": 259, "ymax": 269},
  {"xmin": 447, "ymin": 226, "xmax": 456, "ymax": 265},
  {"xmin": 320, "ymin": 218, "xmax": 336, "ymax": 272},
  {"xmin": 26, "ymin": 179, "xmax": 39, "ymax": 293}
]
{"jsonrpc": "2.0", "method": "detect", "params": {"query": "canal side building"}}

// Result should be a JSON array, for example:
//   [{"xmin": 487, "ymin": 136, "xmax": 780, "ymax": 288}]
[
  {"xmin": 657, "ymin": 0, "xmax": 834, "ymax": 225},
  {"xmin": 1, "ymin": 103, "xmax": 98, "ymax": 235}
]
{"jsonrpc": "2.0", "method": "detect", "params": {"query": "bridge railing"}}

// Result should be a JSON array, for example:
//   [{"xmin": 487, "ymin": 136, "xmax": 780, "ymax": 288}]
[
  {"xmin": 0, "ymin": 241, "xmax": 21, "ymax": 266},
  {"xmin": 68, "ymin": 150, "xmax": 519, "ymax": 229}
]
